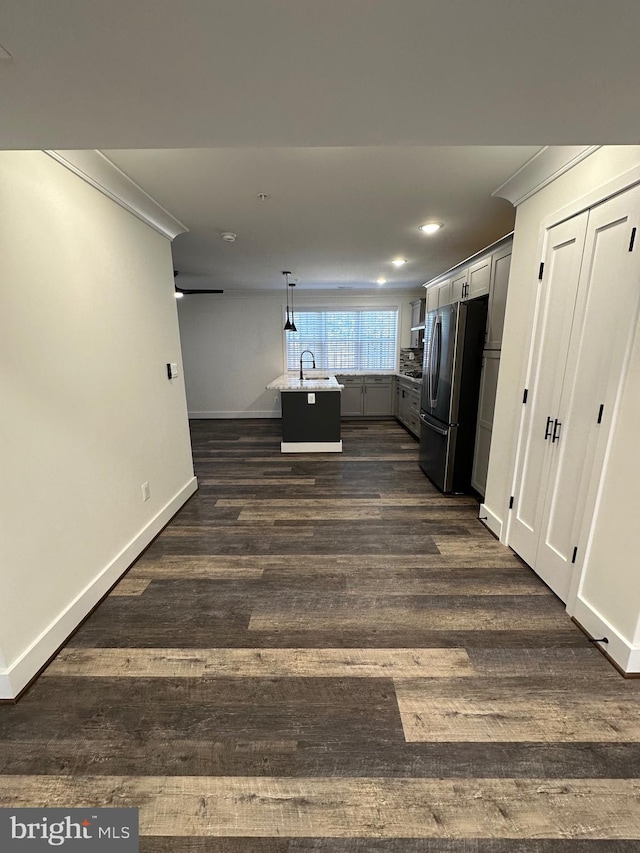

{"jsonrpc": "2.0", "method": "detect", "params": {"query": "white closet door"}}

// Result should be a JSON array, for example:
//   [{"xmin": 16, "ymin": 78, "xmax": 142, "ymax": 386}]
[
  {"xmin": 509, "ymin": 212, "xmax": 588, "ymax": 569},
  {"xmin": 535, "ymin": 183, "xmax": 640, "ymax": 601}
]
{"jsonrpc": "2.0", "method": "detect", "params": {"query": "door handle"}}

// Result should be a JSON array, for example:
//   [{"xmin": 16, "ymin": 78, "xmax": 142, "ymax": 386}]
[
  {"xmin": 544, "ymin": 416, "xmax": 553, "ymax": 440},
  {"xmin": 419, "ymin": 413, "xmax": 449, "ymax": 435},
  {"xmin": 552, "ymin": 419, "xmax": 562, "ymax": 443}
]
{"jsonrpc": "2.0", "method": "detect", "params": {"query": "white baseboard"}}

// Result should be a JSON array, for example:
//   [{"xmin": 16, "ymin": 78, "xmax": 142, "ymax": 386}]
[
  {"xmin": 281, "ymin": 441, "xmax": 343, "ymax": 453},
  {"xmin": 189, "ymin": 411, "xmax": 280, "ymax": 419},
  {"xmin": 0, "ymin": 476, "xmax": 198, "ymax": 700},
  {"xmin": 572, "ymin": 594, "xmax": 640, "ymax": 675},
  {"xmin": 479, "ymin": 503, "xmax": 502, "ymax": 540}
]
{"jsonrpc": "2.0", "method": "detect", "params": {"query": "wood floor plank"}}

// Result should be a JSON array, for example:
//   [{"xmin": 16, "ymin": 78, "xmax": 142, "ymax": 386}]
[
  {"xmin": 110, "ymin": 579, "xmax": 152, "ymax": 596},
  {"xmin": 345, "ymin": 576, "xmax": 550, "ymax": 596},
  {"xmin": 217, "ymin": 498, "xmax": 480, "ymax": 507},
  {"xmin": 395, "ymin": 677, "xmax": 640, "ymax": 742},
  {"xmin": 130, "ymin": 557, "xmax": 264, "ymax": 580},
  {"xmin": 44, "ymin": 648, "xmax": 474, "ymax": 679},
  {"xmin": 239, "ymin": 508, "xmax": 384, "ymax": 521},
  {"xmin": 249, "ymin": 595, "xmax": 571, "ymax": 632},
  {"xmin": 2, "ymin": 776, "xmax": 640, "ymax": 838},
  {"xmin": 200, "ymin": 479, "xmax": 316, "ymax": 486}
]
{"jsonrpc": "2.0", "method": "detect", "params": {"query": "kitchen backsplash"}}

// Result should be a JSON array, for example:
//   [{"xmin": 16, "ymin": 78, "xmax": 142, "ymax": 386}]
[{"xmin": 399, "ymin": 346, "xmax": 424, "ymax": 375}]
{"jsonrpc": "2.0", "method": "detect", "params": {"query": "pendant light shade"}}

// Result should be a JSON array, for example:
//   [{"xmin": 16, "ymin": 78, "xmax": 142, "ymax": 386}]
[
  {"xmin": 289, "ymin": 277, "xmax": 297, "ymax": 332},
  {"xmin": 283, "ymin": 271, "xmax": 297, "ymax": 332},
  {"xmin": 283, "ymin": 271, "xmax": 293, "ymax": 331}
]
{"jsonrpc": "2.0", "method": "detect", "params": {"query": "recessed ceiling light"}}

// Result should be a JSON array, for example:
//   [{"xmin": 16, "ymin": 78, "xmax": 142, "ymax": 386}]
[
  {"xmin": 391, "ymin": 258, "xmax": 407, "ymax": 267},
  {"xmin": 376, "ymin": 278, "xmax": 387, "ymax": 285},
  {"xmin": 221, "ymin": 232, "xmax": 237, "ymax": 242},
  {"xmin": 418, "ymin": 222, "xmax": 443, "ymax": 234},
  {"xmin": 174, "ymin": 291, "xmax": 184, "ymax": 299}
]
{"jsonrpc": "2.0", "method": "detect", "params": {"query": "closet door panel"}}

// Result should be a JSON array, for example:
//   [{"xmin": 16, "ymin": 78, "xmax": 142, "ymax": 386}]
[
  {"xmin": 508, "ymin": 213, "xmax": 589, "ymax": 567},
  {"xmin": 536, "ymin": 184, "xmax": 640, "ymax": 601}
]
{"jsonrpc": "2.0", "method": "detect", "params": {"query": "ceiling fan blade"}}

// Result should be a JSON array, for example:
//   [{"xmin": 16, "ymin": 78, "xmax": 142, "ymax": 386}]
[{"xmin": 175, "ymin": 285, "xmax": 224, "ymax": 294}]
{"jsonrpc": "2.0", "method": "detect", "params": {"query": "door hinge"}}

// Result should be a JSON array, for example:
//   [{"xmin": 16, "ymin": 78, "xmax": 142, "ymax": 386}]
[
  {"xmin": 538, "ymin": 262, "xmax": 544, "ymax": 280},
  {"xmin": 629, "ymin": 227, "xmax": 637, "ymax": 252},
  {"xmin": 509, "ymin": 496, "xmax": 515, "ymax": 509},
  {"xmin": 597, "ymin": 403, "xmax": 604, "ymax": 424},
  {"xmin": 571, "ymin": 546, "xmax": 578, "ymax": 564},
  {"xmin": 522, "ymin": 388, "xmax": 528, "ymax": 404}
]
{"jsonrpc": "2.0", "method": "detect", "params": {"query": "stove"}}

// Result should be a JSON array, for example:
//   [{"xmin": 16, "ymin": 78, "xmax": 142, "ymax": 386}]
[{"xmin": 402, "ymin": 370, "xmax": 422, "ymax": 379}]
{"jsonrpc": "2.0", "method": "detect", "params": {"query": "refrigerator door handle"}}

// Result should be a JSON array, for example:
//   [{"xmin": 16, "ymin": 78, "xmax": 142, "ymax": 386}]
[
  {"xmin": 426, "ymin": 314, "xmax": 436, "ymax": 405},
  {"xmin": 419, "ymin": 412, "xmax": 449, "ymax": 436},
  {"xmin": 430, "ymin": 318, "xmax": 442, "ymax": 408}
]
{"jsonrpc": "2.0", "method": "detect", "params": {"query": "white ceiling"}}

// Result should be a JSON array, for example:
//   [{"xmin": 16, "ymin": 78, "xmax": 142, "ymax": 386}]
[
  {"xmin": 104, "ymin": 146, "xmax": 538, "ymax": 291},
  {"xmin": 2, "ymin": 1, "xmax": 638, "ymax": 292}
]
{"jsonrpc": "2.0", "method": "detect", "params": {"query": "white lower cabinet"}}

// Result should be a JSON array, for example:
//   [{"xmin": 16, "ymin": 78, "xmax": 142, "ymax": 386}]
[
  {"xmin": 363, "ymin": 376, "xmax": 394, "ymax": 415},
  {"xmin": 396, "ymin": 377, "xmax": 421, "ymax": 437},
  {"xmin": 471, "ymin": 350, "xmax": 501, "ymax": 497},
  {"xmin": 509, "ymin": 183, "xmax": 640, "ymax": 603},
  {"xmin": 338, "ymin": 376, "xmax": 364, "ymax": 416},
  {"xmin": 337, "ymin": 375, "xmax": 394, "ymax": 416}
]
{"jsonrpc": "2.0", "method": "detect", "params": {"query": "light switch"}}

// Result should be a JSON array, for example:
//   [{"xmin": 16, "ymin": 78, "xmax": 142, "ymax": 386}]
[
  {"xmin": 307, "ymin": 393, "xmax": 316, "ymax": 404},
  {"xmin": 167, "ymin": 363, "xmax": 179, "ymax": 379}
]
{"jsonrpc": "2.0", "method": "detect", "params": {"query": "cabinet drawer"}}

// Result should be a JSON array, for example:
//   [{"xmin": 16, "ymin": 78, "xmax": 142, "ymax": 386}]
[
  {"xmin": 336, "ymin": 375, "xmax": 363, "ymax": 385},
  {"xmin": 407, "ymin": 412, "xmax": 421, "ymax": 437}
]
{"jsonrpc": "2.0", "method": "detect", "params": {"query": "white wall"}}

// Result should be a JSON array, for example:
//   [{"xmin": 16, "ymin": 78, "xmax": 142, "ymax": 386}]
[
  {"xmin": 0, "ymin": 151, "xmax": 196, "ymax": 698},
  {"xmin": 178, "ymin": 291, "xmax": 421, "ymax": 417},
  {"xmin": 484, "ymin": 145, "xmax": 640, "ymax": 670}
]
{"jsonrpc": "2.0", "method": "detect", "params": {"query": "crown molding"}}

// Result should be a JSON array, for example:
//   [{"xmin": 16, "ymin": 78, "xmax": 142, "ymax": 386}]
[
  {"xmin": 493, "ymin": 146, "xmax": 601, "ymax": 207},
  {"xmin": 44, "ymin": 150, "xmax": 188, "ymax": 240}
]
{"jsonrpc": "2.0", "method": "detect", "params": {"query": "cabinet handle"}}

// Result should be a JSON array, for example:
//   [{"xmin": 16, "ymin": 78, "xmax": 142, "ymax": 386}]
[
  {"xmin": 552, "ymin": 419, "xmax": 562, "ymax": 443},
  {"xmin": 544, "ymin": 416, "xmax": 553, "ymax": 440}
]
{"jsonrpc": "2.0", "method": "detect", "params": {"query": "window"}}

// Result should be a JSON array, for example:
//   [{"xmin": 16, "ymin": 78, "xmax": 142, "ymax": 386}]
[{"xmin": 286, "ymin": 308, "xmax": 398, "ymax": 371}]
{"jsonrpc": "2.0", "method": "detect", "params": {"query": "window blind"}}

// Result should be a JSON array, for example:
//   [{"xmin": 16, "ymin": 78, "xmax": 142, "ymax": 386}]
[{"xmin": 286, "ymin": 308, "xmax": 398, "ymax": 370}]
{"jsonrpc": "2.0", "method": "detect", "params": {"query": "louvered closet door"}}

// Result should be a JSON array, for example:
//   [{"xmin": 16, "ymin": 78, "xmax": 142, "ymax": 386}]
[
  {"xmin": 508, "ymin": 212, "xmax": 588, "ymax": 570},
  {"xmin": 534, "ymin": 184, "xmax": 640, "ymax": 601}
]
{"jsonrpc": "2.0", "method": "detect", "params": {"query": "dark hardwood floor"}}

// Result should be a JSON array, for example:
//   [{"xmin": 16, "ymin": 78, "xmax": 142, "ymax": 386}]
[{"xmin": 1, "ymin": 418, "xmax": 639, "ymax": 850}]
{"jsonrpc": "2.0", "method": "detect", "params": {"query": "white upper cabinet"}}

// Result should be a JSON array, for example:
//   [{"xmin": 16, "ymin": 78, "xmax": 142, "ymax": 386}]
[
  {"xmin": 425, "ymin": 283, "xmax": 440, "ymax": 313},
  {"xmin": 450, "ymin": 270, "xmax": 467, "ymax": 304},
  {"xmin": 422, "ymin": 236, "xmax": 512, "ymax": 344},
  {"xmin": 466, "ymin": 254, "xmax": 492, "ymax": 300},
  {"xmin": 436, "ymin": 279, "xmax": 452, "ymax": 307}
]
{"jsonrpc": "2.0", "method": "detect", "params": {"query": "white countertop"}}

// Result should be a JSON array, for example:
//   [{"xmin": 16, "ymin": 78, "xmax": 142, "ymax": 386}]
[
  {"xmin": 267, "ymin": 371, "xmax": 422, "ymax": 391},
  {"xmin": 266, "ymin": 373, "xmax": 344, "ymax": 391}
]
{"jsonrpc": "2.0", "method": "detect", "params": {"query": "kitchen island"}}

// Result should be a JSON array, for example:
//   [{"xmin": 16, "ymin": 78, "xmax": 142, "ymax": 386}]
[{"xmin": 266, "ymin": 373, "xmax": 344, "ymax": 453}]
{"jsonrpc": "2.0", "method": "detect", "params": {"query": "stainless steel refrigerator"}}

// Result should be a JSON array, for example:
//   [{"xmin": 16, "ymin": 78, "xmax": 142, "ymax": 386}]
[{"xmin": 419, "ymin": 297, "xmax": 488, "ymax": 493}]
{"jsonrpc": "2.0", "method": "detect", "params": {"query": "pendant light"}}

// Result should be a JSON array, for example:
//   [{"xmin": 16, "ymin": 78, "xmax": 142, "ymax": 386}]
[
  {"xmin": 289, "ymin": 276, "xmax": 297, "ymax": 332},
  {"xmin": 283, "ymin": 271, "xmax": 293, "ymax": 331}
]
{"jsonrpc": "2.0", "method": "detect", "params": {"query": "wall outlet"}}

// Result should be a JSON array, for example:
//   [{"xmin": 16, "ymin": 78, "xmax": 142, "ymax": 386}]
[
  {"xmin": 307, "ymin": 392, "xmax": 316, "ymax": 404},
  {"xmin": 408, "ymin": 352, "xmax": 415, "ymax": 360},
  {"xmin": 141, "ymin": 481, "xmax": 150, "ymax": 501}
]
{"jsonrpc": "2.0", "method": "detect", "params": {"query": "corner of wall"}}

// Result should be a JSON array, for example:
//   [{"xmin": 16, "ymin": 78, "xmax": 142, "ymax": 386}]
[{"xmin": 0, "ymin": 477, "xmax": 197, "ymax": 700}]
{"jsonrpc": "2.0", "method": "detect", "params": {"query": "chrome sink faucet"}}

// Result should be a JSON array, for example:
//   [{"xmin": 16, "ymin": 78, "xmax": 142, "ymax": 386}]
[{"xmin": 299, "ymin": 349, "xmax": 316, "ymax": 380}]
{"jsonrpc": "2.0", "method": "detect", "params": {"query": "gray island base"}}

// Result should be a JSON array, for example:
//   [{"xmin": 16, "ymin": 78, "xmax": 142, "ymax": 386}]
[{"xmin": 266, "ymin": 373, "xmax": 344, "ymax": 453}]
